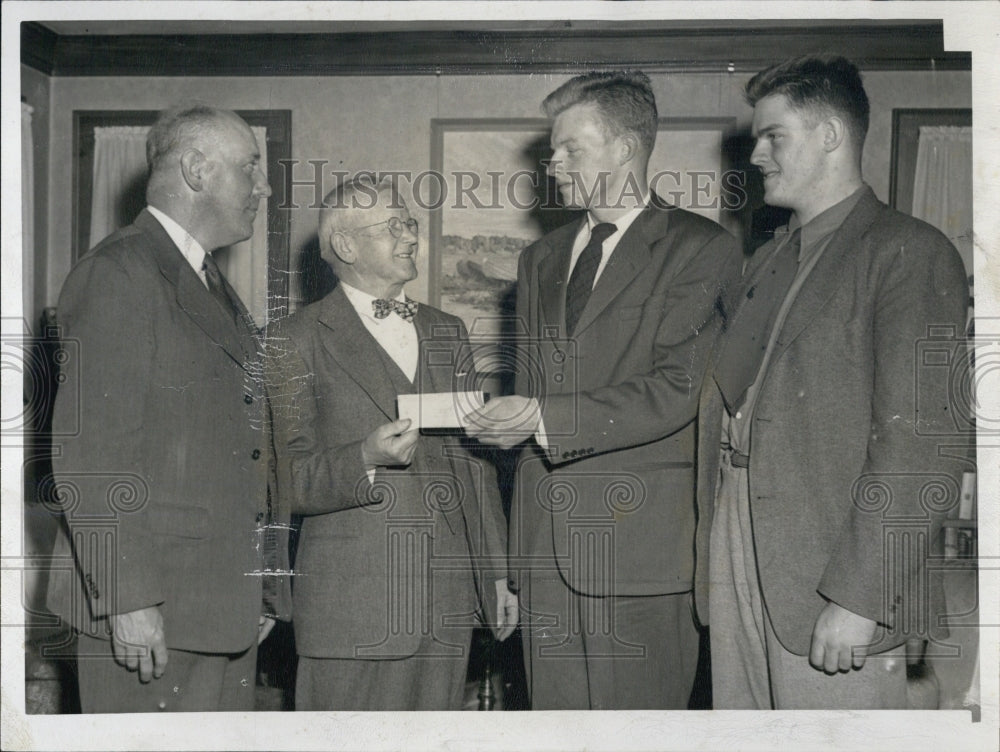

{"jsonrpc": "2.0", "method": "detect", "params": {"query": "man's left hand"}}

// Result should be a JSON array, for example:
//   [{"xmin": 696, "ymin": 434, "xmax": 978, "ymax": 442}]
[
  {"xmin": 808, "ymin": 600, "xmax": 878, "ymax": 673},
  {"xmin": 464, "ymin": 396, "xmax": 540, "ymax": 449},
  {"xmin": 258, "ymin": 615, "xmax": 277, "ymax": 644},
  {"xmin": 494, "ymin": 579, "xmax": 519, "ymax": 641}
]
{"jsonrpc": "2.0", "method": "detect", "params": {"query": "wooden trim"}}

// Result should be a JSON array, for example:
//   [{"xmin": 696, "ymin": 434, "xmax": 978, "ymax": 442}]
[
  {"xmin": 24, "ymin": 22, "xmax": 969, "ymax": 77},
  {"xmin": 889, "ymin": 108, "xmax": 972, "ymax": 212},
  {"xmin": 20, "ymin": 22, "xmax": 57, "ymax": 75},
  {"xmin": 72, "ymin": 109, "xmax": 292, "ymax": 317}
]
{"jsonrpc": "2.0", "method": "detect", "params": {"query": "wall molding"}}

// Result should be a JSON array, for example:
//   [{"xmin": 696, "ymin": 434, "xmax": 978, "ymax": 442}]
[{"xmin": 21, "ymin": 21, "xmax": 970, "ymax": 77}]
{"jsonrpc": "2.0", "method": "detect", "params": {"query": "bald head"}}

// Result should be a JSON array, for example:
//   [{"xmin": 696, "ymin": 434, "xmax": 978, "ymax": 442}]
[
  {"xmin": 145, "ymin": 104, "xmax": 270, "ymax": 251},
  {"xmin": 147, "ymin": 105, "xmax": 245, "ymax": 178},
  {"xmin": 319, "ymin": 178, "xmax": 399, "ymax": 258},
  {"xmin": 319, "ymin": 178, "xmax": 418, "ymax": 299}
]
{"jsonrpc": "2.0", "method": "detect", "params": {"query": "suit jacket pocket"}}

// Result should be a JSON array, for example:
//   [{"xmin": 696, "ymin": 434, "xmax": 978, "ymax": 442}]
[{"xmin": 147, "ymin": 504, "xmax": 211, "ymax": 539}]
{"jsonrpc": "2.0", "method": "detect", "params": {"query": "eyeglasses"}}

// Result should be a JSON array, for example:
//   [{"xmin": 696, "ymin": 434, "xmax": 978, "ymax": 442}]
[{"xmin": 345, "ymin": 216, "xmax": 419, "ymax": 238}]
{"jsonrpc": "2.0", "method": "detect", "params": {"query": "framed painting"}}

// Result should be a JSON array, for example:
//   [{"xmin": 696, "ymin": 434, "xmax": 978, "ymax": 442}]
[{"xmin": 428, "ymin": 116, "xmax": 735, "ymax": 370}]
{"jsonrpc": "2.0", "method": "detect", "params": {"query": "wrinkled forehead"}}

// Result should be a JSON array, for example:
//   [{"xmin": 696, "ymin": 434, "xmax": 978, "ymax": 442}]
[
  {"xmin": 324, "ymin": 185, "xmax": 410, "ymax": 233},
  {"xmin": 355, "ymin": 186, "xmax": 409, "ymax": 221}
]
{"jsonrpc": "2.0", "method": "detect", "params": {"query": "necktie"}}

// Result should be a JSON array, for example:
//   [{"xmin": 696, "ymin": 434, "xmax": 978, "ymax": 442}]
[
  {"xmin": 565, "ymin": 222, "xmax": 617, "ymax": 336},
  {"xmin": 202, "ymin": 253, "xmax": 260, "ymax": 359},
  {"xmin": 372, "ymin": 297, "xmax": 418, "ymax": 323},
  {"xmin": 202, "ymin": 253, "xmax": 240, "ymax": 323},
  {"xmin": 713, "ymin": 227, "xmax": 801, "ymax": 413}
]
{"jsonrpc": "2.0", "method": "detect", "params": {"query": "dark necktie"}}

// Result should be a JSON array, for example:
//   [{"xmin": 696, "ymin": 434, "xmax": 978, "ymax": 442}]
[
  {"xmin": 565, "ymin": 222, "xmax": 617, "ymax": 336},
  {"xmin": 372, "ymin": 297, "xmax": 418, "ymax": 323},
  {"xmin": 202, "ymin": 252, "xmax": 240, "ymax": 323},
  {"xmin": 713, "ymin": 227, "xmax": 801, "ymax": 413}
]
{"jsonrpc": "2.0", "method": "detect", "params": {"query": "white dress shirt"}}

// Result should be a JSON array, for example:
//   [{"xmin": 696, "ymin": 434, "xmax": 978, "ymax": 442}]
[
  {"xmin": 146, "ymin": 205, "xmax": 210, "ymax": 289},
  {"xmin": 567, "ymin": 196, "xmax": 649, "ymax": 287},
  {"xmin": 536, "ymin": 195, "xmax": 650, "ymax": 449},
  {"xmin": 340, "ymin": 282, "xmax": 419, "ymax": 382}
]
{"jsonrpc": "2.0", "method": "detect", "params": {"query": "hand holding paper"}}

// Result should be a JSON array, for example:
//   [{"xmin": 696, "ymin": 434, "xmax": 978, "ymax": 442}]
[
  {"xmin": 464, "ymin": 395, "xmax": 541, "ymax": 449},
  {"xmin": 361, "ymin": 418, "xmax": 419, "ymax": 468},
  {"xmin": 397, "ymin": 391, "xmax": 486, "ymax": 429}
]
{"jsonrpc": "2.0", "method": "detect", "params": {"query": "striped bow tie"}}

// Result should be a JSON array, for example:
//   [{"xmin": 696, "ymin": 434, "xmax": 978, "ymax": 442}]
[{"xmin": 372, "ymin": 297, "xmax": 418, "ymax": 322}]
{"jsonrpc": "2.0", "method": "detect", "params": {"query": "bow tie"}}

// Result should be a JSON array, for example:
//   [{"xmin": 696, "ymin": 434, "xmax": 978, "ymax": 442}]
[{"xmin": 372, "ymin": 297, "xmax": 418, "ymax": 322}]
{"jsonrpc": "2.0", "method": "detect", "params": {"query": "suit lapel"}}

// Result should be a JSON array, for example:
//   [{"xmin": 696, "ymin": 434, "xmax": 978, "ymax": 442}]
[
  {"xmin": 317, "ymin": 285, "xmax": 399, "ymax": 420},
  {"xmin": 537, "ymin": 222, "xmax": 580, "ymax": 332},
  {"xmin": 772, "ymin": 188, "xmax": 882, "ymax": 355},
  {"xmin": 571, "ymin": 203, "xmax": 664, "ymax": 336},
  {"xmin": 218, "ymin": 271, "xmax": 261, "ymax": 356},
  {"xmin": 413, "ymin": 312, "xmax": 448, "ymax": 394},
  {"xmin": 138, "ymin": 210, "xmax": 251, "ymax": 370}
]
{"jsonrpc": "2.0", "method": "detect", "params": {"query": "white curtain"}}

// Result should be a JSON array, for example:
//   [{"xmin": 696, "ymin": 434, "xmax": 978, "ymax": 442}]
[
  {"xmin": 22, "ymin": 102, "xmax": 34, "ymax": 328},
  {"xmin": 89, "ymin": 126, "xmax": 150, "ymax": 250},
  {"xmin": 89, "ymin": 125, "xmax": 269, "ymax": 326},
  {"xmin": 911, "ymin": 125, "xmax": 973, "ymax": 277}
]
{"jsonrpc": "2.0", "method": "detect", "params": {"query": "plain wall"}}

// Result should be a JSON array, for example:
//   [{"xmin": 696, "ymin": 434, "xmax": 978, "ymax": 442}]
[{"xmin": 32, "ymin": 69, "xmax": 971, "ymax": 310}]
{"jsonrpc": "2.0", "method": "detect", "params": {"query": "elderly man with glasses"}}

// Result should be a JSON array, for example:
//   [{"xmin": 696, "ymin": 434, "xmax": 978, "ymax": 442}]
[{"xmin": 265, "ymin": 177, "xmax": 516, "ymax": 711}]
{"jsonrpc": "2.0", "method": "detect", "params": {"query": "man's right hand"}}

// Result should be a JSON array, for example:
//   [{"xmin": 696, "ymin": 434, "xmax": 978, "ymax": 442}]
[
  {"xmin": 361, "ymin": 418, "xmax": 420, "ymax": 469},
  {"xmin": 110, "ymin": 605, "xmax": 168, "ymax": 683}
]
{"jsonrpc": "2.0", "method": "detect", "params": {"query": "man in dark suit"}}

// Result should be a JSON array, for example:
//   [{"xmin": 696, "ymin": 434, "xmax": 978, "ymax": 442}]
[
  {"xmin": 45, "ymin": 105, "xmax": 290, "ymax": 712},
  {"xmin": 466, "ymin": 71, "xmax": 741, "ymax": 709},
  {"xmin": 697, "ymin": 56, "xmax": 970, "ymax": 708},
  {"xmin": 265, "ymin": 178, "xmax": 515, "ymax": 711}
]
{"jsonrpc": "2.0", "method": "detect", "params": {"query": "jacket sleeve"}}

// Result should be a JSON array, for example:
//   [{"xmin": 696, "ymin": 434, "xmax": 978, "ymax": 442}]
[
  {"xmin": 52, "ymin": 253, "xmax": 163, "ymax": 618},
  {"xmin": 260, "ymin": 390, "xmax": 293, "ymax": 621},
  {"xmin": 818, "ymin": 225, "xmax": 970, "ymax": 629},
  {"xmin": 539, "ymin": 229, "xmax": 741, "ymax": 462},
  {"xmin": 264, "ymin": 323, "xmax": 379, "ymax": 516}
]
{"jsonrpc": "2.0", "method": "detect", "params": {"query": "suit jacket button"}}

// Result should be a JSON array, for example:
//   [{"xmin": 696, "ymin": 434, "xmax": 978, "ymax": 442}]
[
  {"xmin": 244, "ymin": 394, "xmax": 253, "ymax": 404},
  {"xmin": 251, "ymin": 449, "xmax": 261, "ymax": 460}
]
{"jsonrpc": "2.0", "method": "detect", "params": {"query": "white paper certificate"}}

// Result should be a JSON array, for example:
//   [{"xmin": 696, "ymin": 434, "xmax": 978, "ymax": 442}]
[{"xmin": 396, "ymin": 391, "xmax": 487, "ymax": 429}]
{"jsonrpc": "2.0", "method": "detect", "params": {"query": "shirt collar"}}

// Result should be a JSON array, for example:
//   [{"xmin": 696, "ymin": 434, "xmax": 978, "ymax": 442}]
[
  {"xmin": 585, "ymin": 191, "xmax": 649, "ymax": 239},
  {"xmin": 147, "ymin": 205, "xmax": 208, "ymax": 274},
  {"xmin": 786, "ymin": 184, "xmax": 867, "ymax": 251}
]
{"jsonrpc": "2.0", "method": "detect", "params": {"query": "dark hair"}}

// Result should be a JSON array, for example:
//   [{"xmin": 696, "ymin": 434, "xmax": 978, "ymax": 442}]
[
  {"xmin": 542, "ymin": 70, "xmax": 658, "ymax": 155},
  {"xmin": 745, "ymin": 55, "xmax": 869, "ymax": 150},
  {"xmin": 146, "ymin": 103, "xmax": 231, "ymax": 172}
]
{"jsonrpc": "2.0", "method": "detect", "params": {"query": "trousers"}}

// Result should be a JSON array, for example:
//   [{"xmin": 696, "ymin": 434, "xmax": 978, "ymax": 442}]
[{"xmin": 708, "ymin": 450, "xmax": 907, "ymax": 709}]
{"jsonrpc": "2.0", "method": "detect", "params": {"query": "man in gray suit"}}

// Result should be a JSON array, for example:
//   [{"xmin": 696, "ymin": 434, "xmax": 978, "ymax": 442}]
[
  {"xmin": 697, "ymin": 56, "xmax": 970, "ymax": 708},
  {"xmin": 466, "ymin": 71, "xmax": 740, "ymax": 709},
  {"xmin": 47, "ymin": 105, "xmax": 289, "ymax": 712},
  {"xmin": 266, "ymin": 177, "xmax": 516, "ymax": 711}
]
